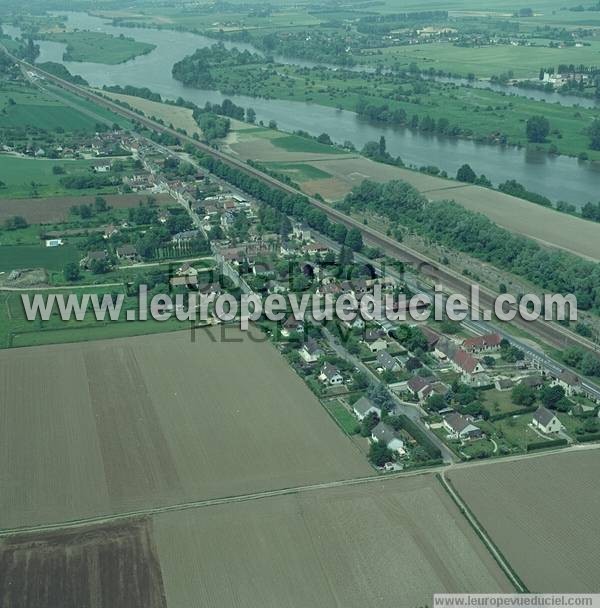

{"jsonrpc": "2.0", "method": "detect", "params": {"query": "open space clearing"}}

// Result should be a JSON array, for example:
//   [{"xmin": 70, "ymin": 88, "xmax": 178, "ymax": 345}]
[
  {"xmin": 152, "ymin": 474, "xmax": 513, "ymax": 607},
  {"xmin": 0, "ymin": 192, "xmax": 172, "ymax": 223},
  {"xmin": 0, "ymin": 327, "xmax": 372, "ymax": 529},
  {"xmin": 99, "ymin": 91, "xmax": 202, "ymax": 137},
  {"xmin": 447, "ymin": 449, "xmax": 600, "ymax": 592},
  {"xmin": 0, "ymin": 518, "xmax": 167, "ymax": 608},
  {"xmin": 44, "ymin": 31, "xmax": 156, "ymax": 64}
]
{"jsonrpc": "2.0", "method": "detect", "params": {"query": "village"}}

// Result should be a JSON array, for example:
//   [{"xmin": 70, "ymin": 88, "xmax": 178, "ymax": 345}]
[{"xmin": 3, "ymin": 126, "xmax": 599, "ymax": 472}]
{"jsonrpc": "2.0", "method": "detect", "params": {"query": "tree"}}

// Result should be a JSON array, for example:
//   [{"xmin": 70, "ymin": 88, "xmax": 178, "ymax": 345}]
[
  {"xmin": 581, "ymin": 352, "xmax": 600, "ymax": 377},
  {"xmin": 526, "ymin": 115, "xmax": 550, "ymax": 143},
  {"xmin": 360, "ymin": 411, "xmax": 380, "ymax": 437},
  {"xmin": 337, "ymin": 245, "xmax": 354, "ymax": 267},
  {"xmin": 345, "ymin": 227, "xmax": 363, "ymax": 252},
  {"xmin": 246, "ymin": 107, "xmax": 256, "ymax": 123},
  {"xmin": 63, "ymin": 262, "xmax": 82, "ymax": 282},
  {"xmin": 368, "ymin": 440, "xmax": 393, "ymax": 466},
  {"xmin": 540, "ymin": 384, "xmax": 565, "ymax": 409},
  {"xmin": 511, "ymin": 383, "xmax": 536, "ymax": 407},
  {"xmin": 589, "ymin": 119, "xmax": 600, "ymax": 151},
  {"xmin": 90, "ymin": 258, "xmax": 111, "ymax": 274},
  {"xmin": 456, "ymin": 164, "xmax": 476, "ymax": 183},
  {"xmin": 4, "ymin": 216, "xmax": 28, "ymax": 230}
]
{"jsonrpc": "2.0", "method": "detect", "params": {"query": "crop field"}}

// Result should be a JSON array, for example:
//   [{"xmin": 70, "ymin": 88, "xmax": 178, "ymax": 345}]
[
  {"xmin": 0, "ymin": 519, "xmax": 167, "ymax": 608},
  {"xmin": 0, "ymin": 192, "xmax": 172, "ymax": 223},
  {"xmin": 426, "ymin": 184, "xmax": 600, "ymax": 262},
  {"xmin": 0, "ymin": 244, "xmax": 79, "ymax": 272},
  {"xmin": 264, "ymin": 161, "xmax": 332, "ymax": 181},
  {"xmin": 0, "ymin": 156, "xmax": 111, "ymax": 199},
  {"xmin": 447, "ymin": 449, "xmax": 600, "ymax": 592},
  {"xmin": 44, "ymin": 31, "xmax": 156, "ymax": 64},
  {"xmin": 99, "ymin": 91, "xmax": 202, "ymax": 136},
  {"xmin": 153, "ymin": 475, "xmax": 512, "ymax": 607},
  {"xmin": 227, "ymin": 129, "xmax": 600, "ymax": 260},
  {"xmin": 361, "ymin": 40, "xmax": 600, "ymax": 79},
  {"xmin": 0, "ymin": 328, "xmax": 372, "ymax": 528},
  {"xmin": 0, "ymin": 83, "xmax": 100, "ymax": 132}
]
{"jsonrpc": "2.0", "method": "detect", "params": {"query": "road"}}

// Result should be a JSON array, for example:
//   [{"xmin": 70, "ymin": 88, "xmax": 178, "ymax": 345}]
[
  {"xmin": 322, "ymin": 327, "xmax": 457, "ymax": 464},
  {"xmin": 3, "ymin": 47, "xmax": 599, "ymax": 399}
]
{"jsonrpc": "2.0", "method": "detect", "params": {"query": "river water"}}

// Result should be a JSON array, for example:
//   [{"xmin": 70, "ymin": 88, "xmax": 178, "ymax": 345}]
[{"xmin": 4, "ymin": 13, "xmax": 600, "ymax": 207}]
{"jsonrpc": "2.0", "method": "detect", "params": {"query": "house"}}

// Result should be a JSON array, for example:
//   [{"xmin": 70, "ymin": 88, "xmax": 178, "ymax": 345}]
[
  {"xmin": 116, "ymin": 244, "xmax": 138, "ymax": 261},
  {"xmin": 376, "ymin": 351, "xmax": 400, "ymax": 372},
  {"xmin": 353, "ymin": 396, "xmax": 382, "ymax": 421},
  {"xmin": 371, "ymin": 422, "xmax": 406, "ymax": 456},
  {"xmin": 300, "ymin": 338, "xmax": 323, "ymax": 363},
  {"xmin": 462, "ymin": 333, "xmax": 502, "ymax": 353},
  {"xmin": 343, "ymin": 316, "xmax": 365, "ymax": 331},
  {"xmin": 177, "ymin": 262, "xmax": 198, "ymax": 277},
  {"xmin": 319, "ymin": 363, "xmax": 343, "ymax": 386},
  {"xmin": 281, "ymin": 314, "xmax": 304, "ymax": 337},
  {"xmin": 532, "ymin": 407, "xmax": 563, "ymax": 434},
  {"xmin": 103, "ymin": 224, "xmax": 118, "ymax": 239},
  {"xmin": 363, "ymin": 329, "xmax": 387, "ymax": 353},
  {"xmin": 495, "ymin": 378, "xmax": 514, "ymax": 392},
  {"xmin": 552, "ymin": 370, "xmax": 582, "ymax": 397},
  {"xmin": 200, "ymin": 282, "xmax": 222, "ymax": 297},
  {"xmin": 45, "ymin": 238, "xmax": 63, "ymax": 247},
  {"xmin": 92, "ymin": 159, "xmax": 112, "ymax": 173},
  {"xmin": 305, "ymin": 242, "xmax": 329, "ymax": 256},
  {"xmin": 292, "ymin": 223, "xmax": 311, "ymax": 241},
  {"xmin": 519, "ymin": 375, "xmax": 545, "ymax": 390},
  {"xmin": 421, "ymin": 327, "xmax": 441, "ymax": 350},
  {"xmin": 407, "ymin": 375, "xmax": 437, "ymax": 398},
  {"xmin": 367, "ymin": 337, "xmax": 388, "ymax": 353},
  {"xmin": 172, "ymin": 229, "xmax": 200, "ymax": 243},
  {"xmin": 450, "ymin": 349, "xmax": 485, "ymax": 383},
  {"xmin": 80, "ymin": 250, "xmax": 108, "ymax": 269},
  {"xmin": 443, "ymin": 413, "xmax": 482, "ymax": 440}
]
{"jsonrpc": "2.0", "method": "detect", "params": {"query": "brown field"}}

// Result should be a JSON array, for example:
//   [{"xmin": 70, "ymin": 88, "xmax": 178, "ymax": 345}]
[
  {"xmin": 228, "ymin": 129, "xmax": 599, "ymax": 260},
  {"xmin": 0, "ymin": 519, "xmax": 167, "ymax": 608},
  {"xmin": 0, "ymin": 193, "xmax": 172, "ymax": 224},
  {"xmin": 100, "ymin": 91, "xmax": 203, "ymax": 137},
  {"xmin": 0, "ymin": 327, "xmax": 372, "ymax": 528},
  {"xmin": 447, "ymin": 449, "xmax": 600, "ymax": 592},
  {"xmin": 153, "ymin": 475, "xmax": 512, "ymax": 607}
]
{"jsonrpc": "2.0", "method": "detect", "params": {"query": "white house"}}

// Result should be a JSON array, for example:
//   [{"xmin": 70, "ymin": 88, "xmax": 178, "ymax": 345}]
[
  {"xmin": 443, "ymin": 413, "xmax": 482, "ymax": 440},
  {"xmin": 353, "ymin": 396, "xmax": 382, "ymax": 421},
  {"xmin": 552, "ymin": 371, "xmax": 582, "ymax": 397},
  {"xmin": 319, "ymin": 363, "xmax": 343, "ymax": 386},
  {"xmin": 300, "ymin": 338, "xmax": 322, "ymax": 363},
  {"xmin": 532, "ymin": 407, "xmax": 563, "ymax": 434},
  {"xmin": 45, "ymin": 239, "xmax": 63, "ymax": 247},
  {"xmin": 371, "ymin": 422, "xmax": 406, "ymax": 456}
]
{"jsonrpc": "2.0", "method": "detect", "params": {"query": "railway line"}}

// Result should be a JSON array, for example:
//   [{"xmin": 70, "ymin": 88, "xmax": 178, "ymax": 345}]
[{"xmin": 2, "ymin": 46, "xmax": 599, "ymax": 396}]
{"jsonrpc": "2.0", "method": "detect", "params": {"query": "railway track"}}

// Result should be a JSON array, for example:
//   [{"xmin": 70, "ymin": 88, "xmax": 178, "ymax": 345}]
[{"xmin": 3, "ymin": 46, "xmax": 599, "ymax": 366}]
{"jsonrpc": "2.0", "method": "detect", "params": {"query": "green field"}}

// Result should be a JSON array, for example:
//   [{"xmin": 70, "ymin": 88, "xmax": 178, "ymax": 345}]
[
  {"xmin": 0, "ymin": 156, "xmax": 113, "ymax": 199},
  {"xmin": 271, "ymin": 134, "xmax": 347, "ymax": 154},
  {"xmin": 0, "ymin": 83, "xmax": 101, "ymax": 132},
  {"xmin": 361, "ymin": 40, "xmax": 600, "ymax": 79},
  {"xmin": 324, "ymin": 399, "xmax": 359, "ymax": 434},
  {"xmin": 264, "ymin": 161, "xmax": 333, "ymax": 181},
  {"xmin": 0, "ymin": 244, "xmax": 80, "ymax": 272},
  {"xmin": 44, "ymin": 31, "xmax": 156, "ymax": 64}
]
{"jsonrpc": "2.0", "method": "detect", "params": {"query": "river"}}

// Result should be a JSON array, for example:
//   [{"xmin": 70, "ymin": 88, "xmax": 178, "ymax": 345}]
[{"xmin": 4, "ymin": 12, "xmax": 600, "ymax": 207}]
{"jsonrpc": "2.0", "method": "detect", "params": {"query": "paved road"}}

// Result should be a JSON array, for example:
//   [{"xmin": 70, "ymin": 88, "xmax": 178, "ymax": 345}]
[{"xmin": 322, "ymin": 327, "xmax": 457, "ymax": 464}]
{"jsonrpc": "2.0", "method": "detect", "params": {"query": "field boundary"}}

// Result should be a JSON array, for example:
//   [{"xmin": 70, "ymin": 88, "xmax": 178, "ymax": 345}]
[{"xmin": 437, "ymin": 472, "xmax": 529, "ymax": 593}]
